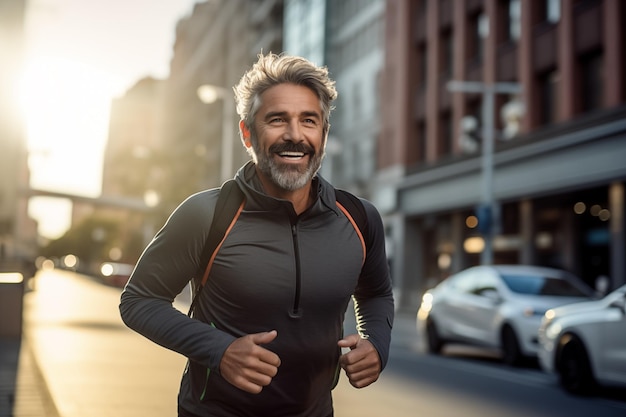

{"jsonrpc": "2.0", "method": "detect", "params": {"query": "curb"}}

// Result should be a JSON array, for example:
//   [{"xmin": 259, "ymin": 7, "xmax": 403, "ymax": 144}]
[{"xmin": 13, "ymin": 335, "xmax": 60, "ymax": 417}]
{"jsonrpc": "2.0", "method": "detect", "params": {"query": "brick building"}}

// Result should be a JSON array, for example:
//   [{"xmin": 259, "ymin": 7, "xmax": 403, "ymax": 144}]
[{"xmin": 381, "ymin": 0, "xmax": 626, "ymax": 309}]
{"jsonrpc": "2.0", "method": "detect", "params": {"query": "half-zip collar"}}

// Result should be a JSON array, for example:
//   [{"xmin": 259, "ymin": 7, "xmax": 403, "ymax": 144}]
[{"xmin": 234, "ymin": 161, "xmax": 342, "ymax": 217}]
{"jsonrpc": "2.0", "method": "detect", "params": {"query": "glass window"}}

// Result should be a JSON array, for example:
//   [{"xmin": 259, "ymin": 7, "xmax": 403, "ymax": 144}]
[
  {"xmin": 417, "ymin": 43, "xmax": 427, "ymax": 87},
  {"xmin": 539, "ymin": 70, "xmax": 559, "ymax": 125},
  {"xmin": 547, "ymin": 0, "xmax": 561, "ymax": 23},
  {"xmin": 416, "ymin": 121, "xmax": 426, "ymax": 163},
  {"xmin": 439, "ymin": 111, "xmax": 453, "ymax": 157},
  {"xmin": 469, "ymin": 12, "xmax": 488, "ymax": 63},
  {"xmin": 473, "ymin": 272, "xmax": 500, "ymax": 296},
  {"xmin": 537, "ymin": 0, "xmax": 561, "ymax": 24},
  {"xmin": 440, "ymin": 29, "xmax": 453, "ymax": 79},
  {"xmin": 580, "ymin": 50, "xmax": 604, "ymax": 113},
  {"xmin": 508, "ymin": 0, "xmax": 521, "ymax": 41},
  {"xmin": 356, "ymin": 140, "xmax": 374, "ymax": 182},
  {"xmin": 500, "ymin": 274, "xmax": 590, "ymax": 297}
]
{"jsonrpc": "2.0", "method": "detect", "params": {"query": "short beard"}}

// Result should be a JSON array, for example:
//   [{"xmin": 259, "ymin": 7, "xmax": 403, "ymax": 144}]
[{"xmin": 251, "ymin": 139, "xmax": 325, "ymax": 191}]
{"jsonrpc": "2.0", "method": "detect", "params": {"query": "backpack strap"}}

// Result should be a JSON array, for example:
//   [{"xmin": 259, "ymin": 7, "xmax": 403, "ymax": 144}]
[
  {"xmin": 187, "ymin": 180, "xmax": 245, "ymax": 317},
  {"xmin": 335, "ymin": 190, "xmax": 369, "ymax": 266}
]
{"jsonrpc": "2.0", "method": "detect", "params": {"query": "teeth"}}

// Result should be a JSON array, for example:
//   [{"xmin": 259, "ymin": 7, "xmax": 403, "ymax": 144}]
[{"xmin": 279, "ymin": 151, "xmax": 305, "ymax": 157}]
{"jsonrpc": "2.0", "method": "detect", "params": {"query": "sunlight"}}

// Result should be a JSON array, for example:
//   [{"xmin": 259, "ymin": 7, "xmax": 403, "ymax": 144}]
[
  {"xmin": 18, "ymin": 56, "xmax": 114, "ymax": 153},
  {"xmin": 15, "ymin": 0, "xmax": 198, "ymax": 240},
  {"xmin": 28, "ymin": 197, "xmax": 72, "ymax": 240},
  {"xmin": 18, "ymin": 56, "xmax": 117, "ymax": 238},
  {"xmin": 19, "ymin": 56, "xmax": 113, "ymax": 191}
]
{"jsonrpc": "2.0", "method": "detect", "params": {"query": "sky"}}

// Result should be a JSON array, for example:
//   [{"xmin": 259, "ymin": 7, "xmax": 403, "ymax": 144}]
[{"xmin": 19, "ymin": 0, "xmax": 200, "ymax": 239}]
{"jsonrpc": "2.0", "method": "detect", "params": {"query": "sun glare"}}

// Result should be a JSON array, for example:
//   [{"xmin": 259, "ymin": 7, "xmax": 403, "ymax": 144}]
[
  {"xmin": 19, "ymin": 56, "xmax": 115, "ymax": 150},
  {"xmin": 18, "ymin": 56, "xmax": 115, "ymax": 195},
  {"xmin": 18, "ymin": 56, "xmax": 118, "ymax": 238}
]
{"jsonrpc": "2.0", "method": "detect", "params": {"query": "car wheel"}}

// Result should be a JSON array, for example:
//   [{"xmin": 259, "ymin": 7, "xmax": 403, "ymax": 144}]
[
  {"xmin": 501, "ymin": 325, "xmax": 523, "ymax": 366},
  {"xmin": 557, "ymin": 335, "xmax": 595, "ymax": 395},
  {"xmin": 426, "ymin": 319, "xmax": 444, "ymax": 354}
]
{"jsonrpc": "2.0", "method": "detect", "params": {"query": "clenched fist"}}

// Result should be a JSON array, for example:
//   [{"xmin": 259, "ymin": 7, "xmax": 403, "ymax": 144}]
[
  {"xmin": 338, "ymin": 334, "xmax": 381, "ymax": 388},
  {"xmin": 220, "ymin": 330, "xmax": 281, "ymax": 394}
]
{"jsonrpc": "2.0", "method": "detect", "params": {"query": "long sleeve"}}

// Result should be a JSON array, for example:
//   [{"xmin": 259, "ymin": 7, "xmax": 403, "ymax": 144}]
[
  {"xmin": 119, "ymin": 190, "xmax": 236, "ymax": 372},
  {"xmin": 352, "ymin": 199, "xmax": 395, "ymax": 370}
]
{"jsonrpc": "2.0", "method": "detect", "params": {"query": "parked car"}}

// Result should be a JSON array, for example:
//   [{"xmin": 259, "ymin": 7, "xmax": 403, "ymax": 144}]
[
  {"xmin": 538, "ymin": 284, "xmax": 626, "ymax": 395},
  {"xmin": 417, "ymin": 265, "xmax": 593, "ymax": 366}
]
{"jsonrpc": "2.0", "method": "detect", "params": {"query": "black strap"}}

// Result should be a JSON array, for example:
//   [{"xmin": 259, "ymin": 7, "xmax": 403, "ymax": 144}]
[
  {"xmin": 187, "ymin": 180, "xmax": 245, "ymax": 317},
  {"xmin": 335, "ymin": 189, "xmax": 370, "ymax": 253}
]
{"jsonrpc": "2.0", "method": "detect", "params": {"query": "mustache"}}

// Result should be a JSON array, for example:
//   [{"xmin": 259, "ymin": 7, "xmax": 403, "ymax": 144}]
[{"xmin": 269, "ymin": 142, "xmax": 315, "ymax": 155}]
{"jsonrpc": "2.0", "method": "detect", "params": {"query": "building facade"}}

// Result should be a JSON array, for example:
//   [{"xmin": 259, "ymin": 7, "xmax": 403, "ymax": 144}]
[
  {"xmin": 103, "ymin": 77, "xmax": 165, "ymax": 200},
  {"xmin": 155, "ymin": 0, "xmax": 284, "ymax": 214},
  {"xmin": 282, "ymin": 0, "xmax": 385, "ymax": 198},
  {"xmin": 283, "ymin": 0, "xmax": 327, "ymax": 67},
  {"xmin": 324, "ymin": 0, "xmax": 386, "ymax": 199},
  {"xmin": 381, "ymin": 0, "xmax": 626, "ymax": 309},
  {"xmin": 100, "ymin": 77, "xmax": 166, "ymax": 263},
  {"xmin": 0, "ymin": 0, "xmax": 38, "ymax": 278},
  {"xmin": 99, "ymin": 0, "xmax": 284, "ymax": 255}
]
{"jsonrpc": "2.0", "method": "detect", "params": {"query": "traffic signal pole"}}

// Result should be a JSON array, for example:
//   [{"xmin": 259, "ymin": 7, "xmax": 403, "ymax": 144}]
[{"xmin": 447, "ymin": 81, "xmax": 522, "ymax": 265}]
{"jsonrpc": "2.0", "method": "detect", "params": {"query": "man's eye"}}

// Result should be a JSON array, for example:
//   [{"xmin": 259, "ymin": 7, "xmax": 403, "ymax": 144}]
[
  {"xmin": 303, "ymin": 119, "xmax": 317, "ymax": 124},
  {"xmin": 270, "ymin": 117, "xmax": 284, "ymax": 123}
]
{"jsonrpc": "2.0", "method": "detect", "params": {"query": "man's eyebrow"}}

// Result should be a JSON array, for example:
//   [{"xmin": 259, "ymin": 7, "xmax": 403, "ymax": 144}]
[
  {"xmin": 263, "ymin": 110, "xmax": 321, "ymax": 120},
  {"xmin": 300, "ymin": 110, "xmax": 321, "ymax": 119},
  {"xmin": 264, "ymin": 111, "xmax": 288, "ymax": 120}
]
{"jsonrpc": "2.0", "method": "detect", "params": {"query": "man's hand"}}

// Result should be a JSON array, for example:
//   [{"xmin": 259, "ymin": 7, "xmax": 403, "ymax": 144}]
[
  {"xmin": 338, "ymin": 334, "xmax": 381, "ymax": 388},
  {"xmin": 220, "ymin": 330, "xmax": 281, "ymax": 394}
]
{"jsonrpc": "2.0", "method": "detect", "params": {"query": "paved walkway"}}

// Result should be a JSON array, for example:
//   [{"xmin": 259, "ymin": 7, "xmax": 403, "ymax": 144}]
[
  {"xmin": 0, "ymin": 270, "xmax": 419, "ymax": 417},
  {"xmin": 0, "ymin": 337, "xmax": 59, "ymax": 417},
  {"xmin": 0, "ymin": 276, "xmax": 60, "ymax": 417}
]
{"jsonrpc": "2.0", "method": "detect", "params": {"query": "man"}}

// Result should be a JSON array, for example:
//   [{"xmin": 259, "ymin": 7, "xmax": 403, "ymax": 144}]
[{"xmin": 120, "ymin": 53, "xmax": 394, "ymax": 417}]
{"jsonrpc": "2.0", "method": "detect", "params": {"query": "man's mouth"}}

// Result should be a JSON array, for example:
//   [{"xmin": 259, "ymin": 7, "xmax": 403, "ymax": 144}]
[{"xmin": 277, "ymin": 151, "xmax": 306, "ymax": 159}]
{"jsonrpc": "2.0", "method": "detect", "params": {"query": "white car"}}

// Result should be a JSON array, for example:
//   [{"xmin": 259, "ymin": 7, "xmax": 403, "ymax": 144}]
[
  {"xmin": 417, "ymin": 265, "xmax": 593, "ymax": 366},
  {"xmin": 538, "ymin": 284, "xmax": 626, "ymax": 395}
]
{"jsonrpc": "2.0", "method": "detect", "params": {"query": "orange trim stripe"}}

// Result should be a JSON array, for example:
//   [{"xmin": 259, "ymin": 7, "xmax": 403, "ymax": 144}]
[
  {"xmin": 200, "ymin": 200, "xmax": 245, "ymax": 286},
  {"xmin": 336, "ymin": 202, "xmax": 366, "ymax": 266}
]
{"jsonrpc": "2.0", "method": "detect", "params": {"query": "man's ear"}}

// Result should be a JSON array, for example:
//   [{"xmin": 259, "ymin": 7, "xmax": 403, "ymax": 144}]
[{"xmin": 240, "ymin": 120, "xmax": 252, "ymax": 148}]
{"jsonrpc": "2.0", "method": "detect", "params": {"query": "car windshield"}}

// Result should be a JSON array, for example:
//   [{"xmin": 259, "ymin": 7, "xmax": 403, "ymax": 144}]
[{"xmin": 500, "ymin": 273, "xmax": 590, "ymax": 297}]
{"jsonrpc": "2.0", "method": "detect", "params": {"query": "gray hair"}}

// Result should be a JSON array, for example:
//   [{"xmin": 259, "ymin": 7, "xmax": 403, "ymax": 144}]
[{"xmin": 233, "ymin": 53, "xmax": 338, "ymax": 141}]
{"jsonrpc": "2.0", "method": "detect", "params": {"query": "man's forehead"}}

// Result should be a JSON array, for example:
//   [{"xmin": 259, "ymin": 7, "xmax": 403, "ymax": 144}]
[{"xmin": 259, "ymin": 84, "xmax": 321, "ymax": 111}]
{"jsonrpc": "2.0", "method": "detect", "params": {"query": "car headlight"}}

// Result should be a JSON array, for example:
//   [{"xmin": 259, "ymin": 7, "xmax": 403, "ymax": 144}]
[
  {"xmin": 541, "ymin": 309, "xmax": 556, "ymax": 326},
  {"xmin": 544, "ymin": 322, "xmax": 562, "ymax": 341},
  {"xmin": 417, "ymin": 293, "xmax": 433, "ymax": 321}
]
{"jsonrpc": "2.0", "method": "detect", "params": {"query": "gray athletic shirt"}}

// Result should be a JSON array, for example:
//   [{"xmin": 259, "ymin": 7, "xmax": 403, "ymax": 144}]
[{"xmin": 120, "ymin": 161, "xmax": 394, "ymax": 417}]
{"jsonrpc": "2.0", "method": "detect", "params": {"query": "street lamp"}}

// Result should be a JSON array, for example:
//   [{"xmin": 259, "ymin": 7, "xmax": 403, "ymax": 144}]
[
  {"xmin": 197, "ymin": 84, "xmax": 236, "ymax": 183},
  {"xmin": 447, "ymin": 80, "xmax": 522, "ymax": 265}
]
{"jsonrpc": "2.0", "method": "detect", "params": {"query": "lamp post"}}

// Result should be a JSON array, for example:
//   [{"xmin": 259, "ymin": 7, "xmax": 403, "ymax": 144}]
[
  {"xmin": 447, "ymin": 80, "xmax": 522, "ymax": 265},
  {"xmin": 197, "ymin": 84, "xmax": 236, "ymax": 183}
]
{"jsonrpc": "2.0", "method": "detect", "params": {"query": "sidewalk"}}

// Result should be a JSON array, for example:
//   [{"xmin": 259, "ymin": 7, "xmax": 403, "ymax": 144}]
[
  {"xmin": 0, "ymin": 275, "xmax": 59, "ymax": 417},
  {"xmin": 1, "ymin": 271, "xmax": 419, "ymax": 417},
  {"xmin": 0, "ymin": 336, "xmax": 59, "ymax": 417}
]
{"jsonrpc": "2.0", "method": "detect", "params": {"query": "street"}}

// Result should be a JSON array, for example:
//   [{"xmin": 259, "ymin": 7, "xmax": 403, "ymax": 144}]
[{"xmin": 23, "ymin": 269, "xmax": 626, "ymax": 417}]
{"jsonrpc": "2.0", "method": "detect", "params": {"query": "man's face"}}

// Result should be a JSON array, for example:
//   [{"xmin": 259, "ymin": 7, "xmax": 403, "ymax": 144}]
[{"xmin": 246, "ymin": 83, "xmax": 326, "ymax": 192}]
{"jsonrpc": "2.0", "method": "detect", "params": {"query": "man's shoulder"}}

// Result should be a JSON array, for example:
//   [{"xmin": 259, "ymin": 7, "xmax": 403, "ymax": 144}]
[
  {"xmin": 184, "ymin": 187, "xmax": 221, "ymax": 205},
  {"xmin": 169, "ymin": 188, "xmax": 222, "ymax": 223},
  {"xmin": 334, "ymin": 189, "xmax": 381, "ymax": 222}
]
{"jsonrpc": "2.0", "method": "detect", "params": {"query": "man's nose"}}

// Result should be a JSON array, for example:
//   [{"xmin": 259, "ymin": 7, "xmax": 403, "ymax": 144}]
[{"xmin": 284, "ymin": 120, "xmax": 303, "ymax": 141}]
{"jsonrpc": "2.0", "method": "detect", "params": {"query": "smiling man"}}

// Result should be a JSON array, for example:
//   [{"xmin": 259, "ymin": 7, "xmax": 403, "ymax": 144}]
[
  {"xmin": 120, "ymin": 53, "xmax": 394, "ymax": 417},
  {"xmin": 241, "ymin": 83, "xmax": 325, "ymax": 209}
]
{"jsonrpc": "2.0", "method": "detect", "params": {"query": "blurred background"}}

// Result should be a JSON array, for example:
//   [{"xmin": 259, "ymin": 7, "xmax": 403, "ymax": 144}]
[{"xmin": 1, "ymin": 0, "xmax": 625, "ymax": 313}]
